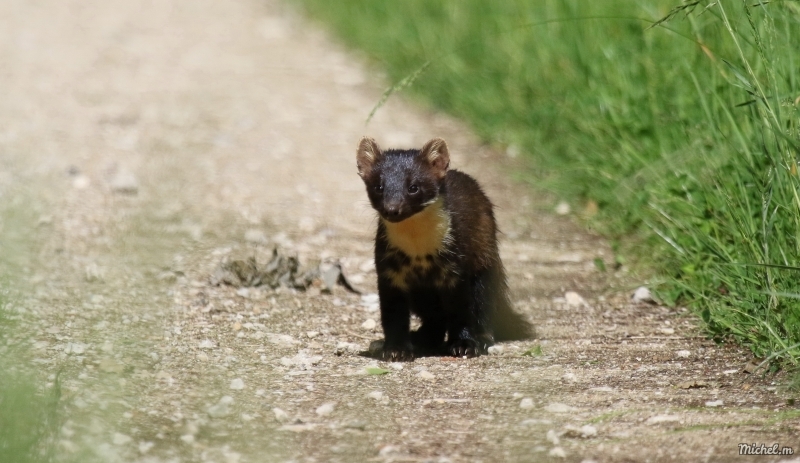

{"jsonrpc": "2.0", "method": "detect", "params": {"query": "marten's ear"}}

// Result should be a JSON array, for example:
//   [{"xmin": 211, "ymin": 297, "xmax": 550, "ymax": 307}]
[
  {"xmin": 420, "ymin": 138, "xmax": 450, "ymax": 179},
  {"xmin": 356, "ymin": 137, "xmax": 381, "ymax": 178}
]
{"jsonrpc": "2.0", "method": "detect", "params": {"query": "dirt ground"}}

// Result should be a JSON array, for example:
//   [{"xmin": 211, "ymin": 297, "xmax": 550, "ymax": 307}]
[{"xmin": 1, "ymin": 0, "xmax": 798, "ymax": 462}]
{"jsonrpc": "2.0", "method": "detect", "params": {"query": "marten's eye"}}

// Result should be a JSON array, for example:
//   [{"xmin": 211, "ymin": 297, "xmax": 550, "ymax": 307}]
[
  {"xmin": 408, "ymin": 184, "xmax": 419, "ymax": 194},
  {"xmin": 374, "ymin": 184, "xmax": 384, "ymax": 194}
]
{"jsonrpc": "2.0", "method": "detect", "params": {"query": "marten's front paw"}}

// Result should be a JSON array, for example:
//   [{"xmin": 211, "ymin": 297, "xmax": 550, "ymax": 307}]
[
  {"xmin": 448, "ymin": 338, "xmax": 484, "ymax": 358},
  {"xmin": 381, "ymin": 342, "xmax": 415, "ymax": 362}
]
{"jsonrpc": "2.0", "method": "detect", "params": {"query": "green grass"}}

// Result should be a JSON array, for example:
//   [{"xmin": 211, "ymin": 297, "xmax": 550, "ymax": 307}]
[
  {"xmin": 0, "ymin": 198, "xmax": 62, "ymax": 462},
  {"xmin": 0, "ymin": 296, "xmax": 60, "ymax": 463},
  {"xmin": 294, "ymin": 0, "xmax": 800, "ymax": 371}
]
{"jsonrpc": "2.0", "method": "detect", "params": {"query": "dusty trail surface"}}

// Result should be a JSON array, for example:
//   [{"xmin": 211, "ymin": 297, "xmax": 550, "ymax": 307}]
[{"xmin": 1, "ymin": 1, "xmax": 798, "ymax": 462}]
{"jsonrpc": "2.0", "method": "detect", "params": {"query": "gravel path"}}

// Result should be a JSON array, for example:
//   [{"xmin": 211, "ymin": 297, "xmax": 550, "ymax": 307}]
[{"xmin": 1, "ymin": 1, "xmax": 798, "ymax": 462}]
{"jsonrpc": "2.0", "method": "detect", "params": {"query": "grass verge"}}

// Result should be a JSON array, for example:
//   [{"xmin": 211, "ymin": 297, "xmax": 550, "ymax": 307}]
[
  {"xmin": 293, "ymin": 0, "xmax": 800, "ymax": 372},
  {"xmin": 0, "ymin": 294, "xmax": 61, "ymax": 463}
]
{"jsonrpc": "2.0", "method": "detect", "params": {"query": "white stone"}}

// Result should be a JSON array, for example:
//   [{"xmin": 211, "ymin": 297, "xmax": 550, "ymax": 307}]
[
  {"xmin": 207, "ymin": 396, "xmax": 234, "ymax": 418},
  {"xmin": 705, "ymin": 400, "xmax": 723, "ymax": 407},
  {"xmin": 546, "ymin": 429, "xmax": 560, "ymax": 445},
  {"xmin": 315, "ymin": 402, "xmax": 335, "ymax": 416},
  {"xmin": 368, "ymin": 391, "xmax": 384, "ymax": 401},
  {"xmin": 272, "ymin": 407, "xmax": 289, "ymax": 422},
  {"xmin": 417, "ymin": 371, "xmax": 435, "ymax": 380},
  {"xmin": 361, "ymin": 318, "xmax": 377, "ymax": 330},
  {"xmin": 564, "ymin": 291, "xmax": 587, "ymax": 307},
  {"xmin": 378, "ymin": 445, "xmax": 401, "ymax": 457},
  {"xmin": 675, "ymin": 350, "xmax": 691, "ymax": 358},
  {"xmin": 589, "ymin": 386, "xmax": 614, "ymax": 393},
  {"xmin": 549, "ymin": 446, "xmax": 567, "ymax": 458},
  {"xmin": 631, "ymin": 286, "xmax": 655, "ymax": 303},
  {"xmin": 230, "ymin": 378, "xmax": 245, "ymax": 390},
  {"xmin": 138, "ymin": 441, "xmax": 154, "ymax": 454},
  {"xmin": 555, "ymin": 201, "xmax": 571, "ymax": 215},
  {"xmin": 487, "ymin": 345, "xmax": 504, "ymax": 355},
  {"xmin": 646, "ymin": 415, "xmax": 681, "ymax": 424},
  {"xmin": 564, "ymin": 424, "xmax": 597, "ymax": 439},
  {"xmin": 112, "ymin": 433, "xmax": 132, "ymax": 445},
  {"xmin": 361, "ymin": 293, "xmax": 379, "ymax": 304},
  {"xmin": 65, "ymin": 342, "xmax": 86, "ymax": 355},
  {"xmin": 72, "ymin": 175, "xmax": 90, "ymax": 189},
  {"xmin": 199, "ymin": 339, "xmax": 216, "ymax": 349},
  {"xmin": 244, "ymin": 229, "xmax": 268, "ymax": 244},
  {"xmin": 544, "ymin": 403, "xmax": 576, "ymax": 413},
  {"xmin": 109, "ymin": 168, "xmax": 139, "ymax": 194},
  {"xmin": 519, "ymin": 398, "xmax": 534, "ymax": 409}
]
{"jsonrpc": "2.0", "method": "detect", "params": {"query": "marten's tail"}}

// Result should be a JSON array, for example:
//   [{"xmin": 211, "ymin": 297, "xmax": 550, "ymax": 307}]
[{"xmin": 487, "ymin": 266, "xmax": 535, "ymax": 341}]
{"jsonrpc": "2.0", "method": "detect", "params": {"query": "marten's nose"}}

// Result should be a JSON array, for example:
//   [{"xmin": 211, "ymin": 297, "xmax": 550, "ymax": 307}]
[{"xmin": 384, "ymin": 205, "xmax": 401, "ymax": 218}]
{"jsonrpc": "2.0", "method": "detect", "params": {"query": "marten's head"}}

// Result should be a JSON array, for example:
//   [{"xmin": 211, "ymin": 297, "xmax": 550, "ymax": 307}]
[{"xmin": 356, "ymin": 137, "xmax": 450, "ymax": 223}]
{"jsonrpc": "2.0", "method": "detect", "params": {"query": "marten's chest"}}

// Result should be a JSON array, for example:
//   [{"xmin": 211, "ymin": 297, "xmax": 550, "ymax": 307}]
[{"xmin": 378, "ymin": 199, "xmax": 458, "ymax": 290}]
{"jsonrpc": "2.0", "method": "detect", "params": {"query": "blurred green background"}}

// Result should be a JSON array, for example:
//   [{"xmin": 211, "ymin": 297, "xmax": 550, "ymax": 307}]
[{"xmin": 294, "ymin": 0, "xmax": 800, "ymax": 371}]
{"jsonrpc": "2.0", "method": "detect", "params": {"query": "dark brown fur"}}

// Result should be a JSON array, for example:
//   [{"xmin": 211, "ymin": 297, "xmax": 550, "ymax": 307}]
[{"xmin": 357, "ymin": 137, "xmax": 533, "ymax": 361}]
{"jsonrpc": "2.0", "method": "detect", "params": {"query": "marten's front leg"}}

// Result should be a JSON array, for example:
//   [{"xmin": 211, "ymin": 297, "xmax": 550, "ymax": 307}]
[{"xmin": 377, "ymin": 276, "xmax": 414, "ymax": 361}]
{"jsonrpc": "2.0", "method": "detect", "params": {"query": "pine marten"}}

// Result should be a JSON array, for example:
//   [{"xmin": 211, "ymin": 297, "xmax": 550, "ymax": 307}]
[{"xmin": 356, "ymin": 136, "xmax": 533, "ymax": 361}]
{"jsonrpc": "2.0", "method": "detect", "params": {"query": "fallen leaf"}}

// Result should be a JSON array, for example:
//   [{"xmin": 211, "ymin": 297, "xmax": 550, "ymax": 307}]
[{"xmin": 365, "ymin": 367, "xmax": 390, "ymax": 375}]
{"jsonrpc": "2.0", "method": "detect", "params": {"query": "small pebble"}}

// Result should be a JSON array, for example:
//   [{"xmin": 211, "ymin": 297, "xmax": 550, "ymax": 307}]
[
  {"xmin": 272, "ymin": 407, "xmax": 289, "ymax": 422},
  {"xmin": 546, "ymin": 429, "xmax": 560, "ymax": 445},
  {"xmin": 72, "ymin": 175, "xmax": 90, "ymax": 189},
  {"xmin": 244, "ymin": 229, "xmax": 268, "ymax": 244},
  {"xmin": 361, "ymin": 293, "xmax": 379, "ymax": 304},
  {"xmin": 112, "ymin": 433, "xmax": 132, "ymax": 446},
  {"xmin": 519, "ymin": 398, "xmax": 534, "ymax": 409},
  {"xmin": 549, "ymin": 446, "xmax": 567, "ymax": 458},
  {"xmin": 361, "ymin": 318, "xmax": 377, "ymax": 330},
  {"xmin": 564, "ymin": 291, "xmax": 587, "ymax": 307},
  {"xmin": 367, "ymin": 340, "xmax": 384, "ymax": 355},
  {"xmin": 368, "ymin": 391, "xmax": 384, "ymax": 401},
  {"xmin": 417, "ymin": 371, "xmax": 435, "ymax": 381},
  {"xmin": 207, "ymin": 396, "xmax": 234, "ymax": 418},
  {"xmin": 316, "ymin": 402, "xmax": 335, "ymax": 416},
  {"xmin": 563, "ymin": 424, "xmax": 597, "ymax": 438},
  {"xmin": 487, "ymin": 345, "xmax": 503, "ymax": 355},
  {"xmin": 65, "ymin": 342, "xmax": 86, "ymax": 355},
  {"xmin": 646, "ymin": 415, "xmax": 681, "ymax": 424},
  {"xmin": 631, "ymin": 286, "xmax": 655, "ymax": 303},
  {"xmin": 555, "ymin": 201, "xmax": 571, "ymax": 215},
  {"xmin": 675, "ymin": 350, "xmax": 691, "ymax": 358},
  {"xmin": 589, "ymin": 386, "xmax": 613, "ymax": 393},
  {"xmin": 230, "ymin": 378, "xmax": 245, "ymax": 390},
  {"xmin": 138, "ymin": 441, "xmax": 154, "ymax": 454},
  {"xmin": 705, "ymin": 400, "xmax": 723, "ymax": 407},
  {"xmin": 545, "ymin": 403, "xmax": 576, "ymax": 413},
  {"xmin": 378, "ymin": 445, "xmax": 401, "ymax": 457},
  {"xmin": 343, "ymin": 420, "xmax": 367, "ymax": 430},
  {"xmin": 336, "ymin": 341, "xmax": 361, "ymax": 355},
  {"xmin": 199, "ymin": 339, "xmax": 216, "ymax": 349}
]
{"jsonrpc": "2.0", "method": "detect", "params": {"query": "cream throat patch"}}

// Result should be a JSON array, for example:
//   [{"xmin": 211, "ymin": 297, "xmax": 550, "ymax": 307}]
[{"xmin": 381, "ymin": 197, "xmax": 452, "ymax": 258}]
